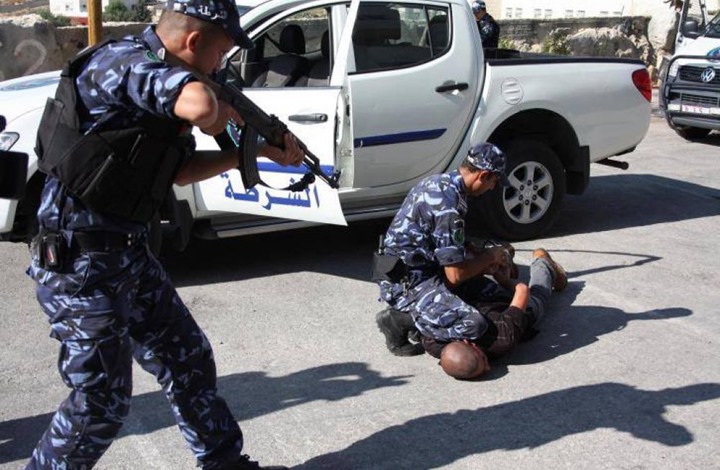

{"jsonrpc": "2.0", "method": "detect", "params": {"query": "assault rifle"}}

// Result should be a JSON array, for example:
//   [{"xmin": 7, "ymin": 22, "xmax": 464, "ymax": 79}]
[
  {"xmin": 213, "ymin": 78, "xmax": 341, "ymax": 191},
  {"xmin": 162, "ymin": 49, "xmax": 341, "ymax": 192}
]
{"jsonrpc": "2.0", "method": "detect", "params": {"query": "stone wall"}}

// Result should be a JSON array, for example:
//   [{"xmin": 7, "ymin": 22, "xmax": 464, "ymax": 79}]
[
  {"xmin": 0, "ymin": 15, "xmax": 145, "ymax": 81},
  {"xmin": 500, "ymin": 16, "xmax": 658, "ymax": 78}
]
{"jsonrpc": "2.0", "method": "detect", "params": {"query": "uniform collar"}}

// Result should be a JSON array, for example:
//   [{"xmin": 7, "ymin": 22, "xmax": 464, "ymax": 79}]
[
  {"xmin": 450, "ymin": 170, "xmax": 467, "ymax": 198},
  {"xmin": 142, "ymin": 26, "xmax": 168, "ymax": 59}
]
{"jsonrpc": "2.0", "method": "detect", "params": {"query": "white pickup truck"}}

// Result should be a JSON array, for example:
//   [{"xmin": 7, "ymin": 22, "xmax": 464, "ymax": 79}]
[
  {"xmin": 660, "ymin": 0, "xmax": 720, "ymax": 140},
  {"xmin": 0, "ymin": 0, "xmax": 652, "ymax": 251}
]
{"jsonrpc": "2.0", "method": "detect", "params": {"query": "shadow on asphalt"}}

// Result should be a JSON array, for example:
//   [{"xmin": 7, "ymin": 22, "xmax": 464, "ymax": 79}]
[
  {"xmin": 6, "ymin": 374, "xmax": 717, "ymax": 468},
  {"xmin": 164, "ymin": 173, "xmax": 718, "ymax": 287},
  {"xmin": 0, "ymin": 362, "xmax": 409, "ymax": 464},
  {"xmin": 295, "ymin": 382, "xmax": 720, "ymax": 469},
  {"xmin": 488, "ymin": 280, "xmax": 693, "ymax": 371},
  {"xmin": 677, "ymin": 131, "xmax": 720, "ymax": 146},
  {"xmin": 162, "ymin": 217, "xmax": 392, "ymax": 287},
  {"xmin": 552, "ymin": 173, "xmax": 720, "ymax": 238},
  {"xmin": 450, "ymin": 280, "xmax": 690, "ymax": 380}
]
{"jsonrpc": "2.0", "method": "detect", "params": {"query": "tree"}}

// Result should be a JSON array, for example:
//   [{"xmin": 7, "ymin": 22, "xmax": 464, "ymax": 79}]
[
  {"xmin": 130, "ymin": 4, "xmax": 152, "ymax": 22},
  {"xmin": 103, "ymin": 0, "xmax": 152, "ymax": 22},
  {"xmin": 103, "ymin": 0, "xmax": 132, "ymax": 21},
  {"xmin": 37, "ymin": 8, "xmax": 71, "ymax": 27}
]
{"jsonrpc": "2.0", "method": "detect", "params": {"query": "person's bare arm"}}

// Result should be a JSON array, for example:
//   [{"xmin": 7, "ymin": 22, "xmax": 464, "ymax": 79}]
[
  {"xmin": 173, "ymin": 81, "xmax": 304, "ymax": 185},
  {"xmin": 444, "ymin": 246, "xmax": 505, "ymax": 287},
  {"xmin": 175, "ymin": 133, "xmax": 304, "ymax": 186},
  {"xmin": 509, "ymin": 282, "xmax": 529, "ymax": 311},
  {"xmin": 174, "ymin": 81, "xmax": 223, "ymax": 130}
]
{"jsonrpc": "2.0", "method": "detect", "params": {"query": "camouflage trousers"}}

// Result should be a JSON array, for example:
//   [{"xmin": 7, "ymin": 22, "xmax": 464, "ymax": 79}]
[
  {"xmin": 26, "ymin": 244, "xmax": 243, "ymax": 470},
  {"xmin": 390, "ymin": 275, "xmax": 500, "ymax": 342}
]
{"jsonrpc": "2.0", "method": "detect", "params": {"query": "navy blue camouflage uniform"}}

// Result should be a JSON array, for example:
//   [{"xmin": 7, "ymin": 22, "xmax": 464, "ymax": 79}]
[
  {"xmin": 476, "ymin": 14, "xmax": 500, "ymax": 48},
  {"xmin": 378, "ymin": 171, "xmax": 499, "ymax": 343},
  {"xmin": 25, "ymin": 26, "xmax": 245, "ymax": 469}
]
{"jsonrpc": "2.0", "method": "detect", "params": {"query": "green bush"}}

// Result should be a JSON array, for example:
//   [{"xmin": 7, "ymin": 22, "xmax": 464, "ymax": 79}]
[
  {"xmin": 131, "ymin": 4, "xmax": 152, "ymax": 22},
  {"xmin": 498, "ymin": 38, "xmax": 515, "ymax": 50},
  {"xmin": 103, "ymin": 0, "xmax": 152, "ymax": 22},
  {"xmin": 541, "ymin": 33, "xmax": 570, "ymax": 55},
  {"xmin": 37, "ymin": 8, "xmax": 71, "ymax": 27}
]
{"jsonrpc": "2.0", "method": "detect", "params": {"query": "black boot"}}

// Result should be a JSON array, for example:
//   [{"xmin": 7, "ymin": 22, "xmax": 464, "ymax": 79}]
[
  {"xmin": 208, "ymin": 454, "xmax": 288, "ymax": 470},
  {"xmin": 376, "ymin": 309, "xmax": 424, "ymax": 356}
]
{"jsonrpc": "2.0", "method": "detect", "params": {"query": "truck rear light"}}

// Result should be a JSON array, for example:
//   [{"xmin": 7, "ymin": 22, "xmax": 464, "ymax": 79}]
[{"xmin": 632, "ymin": 68, "xmax": 652, "ymax": 102}]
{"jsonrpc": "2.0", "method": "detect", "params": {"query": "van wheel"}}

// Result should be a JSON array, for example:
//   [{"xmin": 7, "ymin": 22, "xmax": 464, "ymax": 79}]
[
  {"xmin": 473, "ymin": 140, "xmax": 566, "ymax": 240},
  {"xmin": 674, "ymin": 126, "xmax": 711, "ymax": 141}
]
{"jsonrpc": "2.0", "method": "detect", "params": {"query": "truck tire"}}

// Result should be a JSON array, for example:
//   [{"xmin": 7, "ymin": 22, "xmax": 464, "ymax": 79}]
[
  {"xmin": 673, "ymin": 126, "xmax": 711, "ymax": 141},
  {"xmin": 472, "ymin": 140, "xmax": 566, "ymax": 240}
]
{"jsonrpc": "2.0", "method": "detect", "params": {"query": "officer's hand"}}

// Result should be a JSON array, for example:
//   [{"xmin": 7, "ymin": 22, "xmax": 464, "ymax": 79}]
[
  {"xmin": 486, "ymin": 246, "xmax": 507, "ymax": 266},
  {"xmin": 492, "ymin": 263, "xmax": 512, "ymax": 287},
  {"xmin": 200, "ymin": 102, "xmax": 244, "ymax": 136},
  {"xmin": 259, "ymin": 132, "xmax": 304, "ymax": 167}
]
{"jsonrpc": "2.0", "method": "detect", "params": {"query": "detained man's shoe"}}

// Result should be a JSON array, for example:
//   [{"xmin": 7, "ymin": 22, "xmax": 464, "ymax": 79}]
[
  {"xmin": 376, "ymin": 309, "xmax": 424, "ymax": 356},
  {"xmin": 532, "ymin": 248, "xmax": 568, "ymax": 291},
  {"xmin": 500, "ymin": 242, "xmax": 519, "ymax": 279}
]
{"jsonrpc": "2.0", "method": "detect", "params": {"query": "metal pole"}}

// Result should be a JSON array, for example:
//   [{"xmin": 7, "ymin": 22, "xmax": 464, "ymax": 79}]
[{"xmin": 87, "ymin": 0, "xmax": 103, "ymax": 46}]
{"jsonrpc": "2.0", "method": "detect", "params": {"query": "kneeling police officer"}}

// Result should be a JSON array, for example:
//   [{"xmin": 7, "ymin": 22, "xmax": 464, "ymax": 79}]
[{"xmin": 26, "ymin": 0, "xmax": 301, "ymax": 468}]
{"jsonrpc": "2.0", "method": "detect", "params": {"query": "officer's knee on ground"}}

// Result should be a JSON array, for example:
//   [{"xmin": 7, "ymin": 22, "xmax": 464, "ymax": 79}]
[{"xmin": 440, "ymin": 341, "xmax": 490, "ymax": 379}]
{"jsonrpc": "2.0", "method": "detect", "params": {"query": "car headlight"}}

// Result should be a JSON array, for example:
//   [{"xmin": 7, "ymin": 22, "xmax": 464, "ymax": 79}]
[
  {"xmin": 667, "ymin": 61, "xmax": 680, "ymax": 79},
  {"xmin": 0, "ymin": 132, "xmax": 19, "ymax": 151}
]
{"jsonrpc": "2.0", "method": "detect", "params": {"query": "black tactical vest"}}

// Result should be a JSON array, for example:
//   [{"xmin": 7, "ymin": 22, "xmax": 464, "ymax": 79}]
[{"xmin": 35, "ymin": 39, "xmax": 192, "ymax": 223}]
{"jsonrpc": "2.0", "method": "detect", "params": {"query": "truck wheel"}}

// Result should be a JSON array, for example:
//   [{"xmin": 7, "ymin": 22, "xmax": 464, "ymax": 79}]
[
  {"xmin": 673, "ymin": 126, "xmax": 711, "ymax": 141},
  {"xmin": 473, "ymin": 140, "xmax": 566, "ymax": 240}
]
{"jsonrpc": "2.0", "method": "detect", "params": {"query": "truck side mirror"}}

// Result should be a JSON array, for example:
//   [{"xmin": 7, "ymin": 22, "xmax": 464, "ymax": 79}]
[
  {"xmin": 0, "ymin": 150, "xmax": 28, "ymax": 200},
  {"xmin": 681, "ymin": 20, "xmax": 700, "ymax": 38},
  {"xmin": 0, "ymin": 114, "xmax": 28, "ymax": 200}
]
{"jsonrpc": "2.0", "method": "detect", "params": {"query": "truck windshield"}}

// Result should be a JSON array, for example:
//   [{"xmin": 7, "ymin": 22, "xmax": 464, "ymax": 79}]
[{"xmin": 705, "ymin": 12, "xmax": 720, "ymax": 38}]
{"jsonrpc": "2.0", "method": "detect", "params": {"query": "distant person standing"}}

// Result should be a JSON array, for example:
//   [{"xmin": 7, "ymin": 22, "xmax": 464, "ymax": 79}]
[{"xmin": 472, "ymin": 1, "xmax": 499, "ymax": 48}]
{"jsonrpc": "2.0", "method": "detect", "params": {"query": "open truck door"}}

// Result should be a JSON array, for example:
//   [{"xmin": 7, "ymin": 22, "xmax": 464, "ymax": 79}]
[{"xmin": 192, "ymin": 0, "xmax": 363, "ymax": 226}]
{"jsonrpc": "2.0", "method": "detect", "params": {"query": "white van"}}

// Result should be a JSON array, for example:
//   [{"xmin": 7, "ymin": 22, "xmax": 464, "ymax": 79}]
[{"xmin": 660, "ymin": 0, "xmax": 720, "ymax": 139}]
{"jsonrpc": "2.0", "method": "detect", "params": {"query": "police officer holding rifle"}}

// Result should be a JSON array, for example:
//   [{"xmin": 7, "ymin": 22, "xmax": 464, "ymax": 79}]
[{"xmin": 25, "ymin": 0, "xmax": 301, "ymax": 468}]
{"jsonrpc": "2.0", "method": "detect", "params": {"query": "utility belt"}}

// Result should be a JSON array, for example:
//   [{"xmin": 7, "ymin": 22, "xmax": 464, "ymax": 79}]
[
  {"xmin": 371, "ymin": 251, "xmax": 408, "ymax": 284},
  {"xmin": 34, "ymin": 229, "xmax": 145, "ymax": 271},
  {"xmin": 371, "ymin": 241, "xmax": 437, "ymax": 287}
]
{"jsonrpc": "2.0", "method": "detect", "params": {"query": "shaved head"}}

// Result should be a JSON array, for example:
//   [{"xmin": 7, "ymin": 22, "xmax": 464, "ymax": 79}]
[
  {"xmin": 157, "ymin": 10, "xmax": 226, "ymax": 45},
  {"xmin": 440, "ymin": 341, "xmax": 490, "ymax": 379}
]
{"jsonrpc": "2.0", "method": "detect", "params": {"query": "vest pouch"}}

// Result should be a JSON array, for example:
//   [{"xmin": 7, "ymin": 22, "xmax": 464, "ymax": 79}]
[
  {"xmin": 123, "ymin": 134, "xmax": 185, "ymax": 222},
  {"xmin": 75, "ymin": 130, "xmax": 182, "ymax": 223},
  {"xmin": 371, "ymin": 252, "xmax": 408, "ymax": 283},
  {"xmin": 35, "ymin": 98, "xmax": 82, "ymax": 170}
]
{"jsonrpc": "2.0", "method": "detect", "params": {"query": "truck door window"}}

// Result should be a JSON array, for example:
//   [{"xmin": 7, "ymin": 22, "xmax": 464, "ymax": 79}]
[
  {"xmin": 351, "ymin": 2, "xmax": 450, "ymax": 74},
  {"xmin": 684, "ymin": 0, "xmax": 707, "ymax": 31},
  {"xmin": 226, "ymin": 7, "xmax": 331, "ymax": 88},
  {"xmin": 706, "ymin": 12, "xmax": 720, "ymax": 37}
]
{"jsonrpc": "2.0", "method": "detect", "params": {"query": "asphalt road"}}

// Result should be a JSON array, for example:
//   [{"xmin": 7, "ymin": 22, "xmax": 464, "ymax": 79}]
[{"xmin": 0, "ymin": 115, "xmax": 718, "ymax": 470}]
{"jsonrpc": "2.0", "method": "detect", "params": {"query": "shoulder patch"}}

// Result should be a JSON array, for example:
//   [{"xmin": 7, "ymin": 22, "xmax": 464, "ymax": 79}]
[{"xmin": 451, "ymin": 218, "xmax": 465, "ymax": 245}]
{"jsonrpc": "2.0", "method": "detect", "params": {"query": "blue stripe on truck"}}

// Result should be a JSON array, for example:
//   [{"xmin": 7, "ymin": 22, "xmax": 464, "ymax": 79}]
[
  {"xmin": 354, "ymin": 128, "xmax": 446, "ymax": 148},
  {"xmin": 257, "ymin": 162, "xmax": 335, "ymax": 174}
]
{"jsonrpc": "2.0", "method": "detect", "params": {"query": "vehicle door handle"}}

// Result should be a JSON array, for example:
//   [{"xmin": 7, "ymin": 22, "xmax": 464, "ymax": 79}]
[
  {"xmin": 435, "ymin": 82, "xmax": 469, "ymax": 93},
  {"xmin": 288, "ymin": 113, "xmax": 328, "ymax": 123}
]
